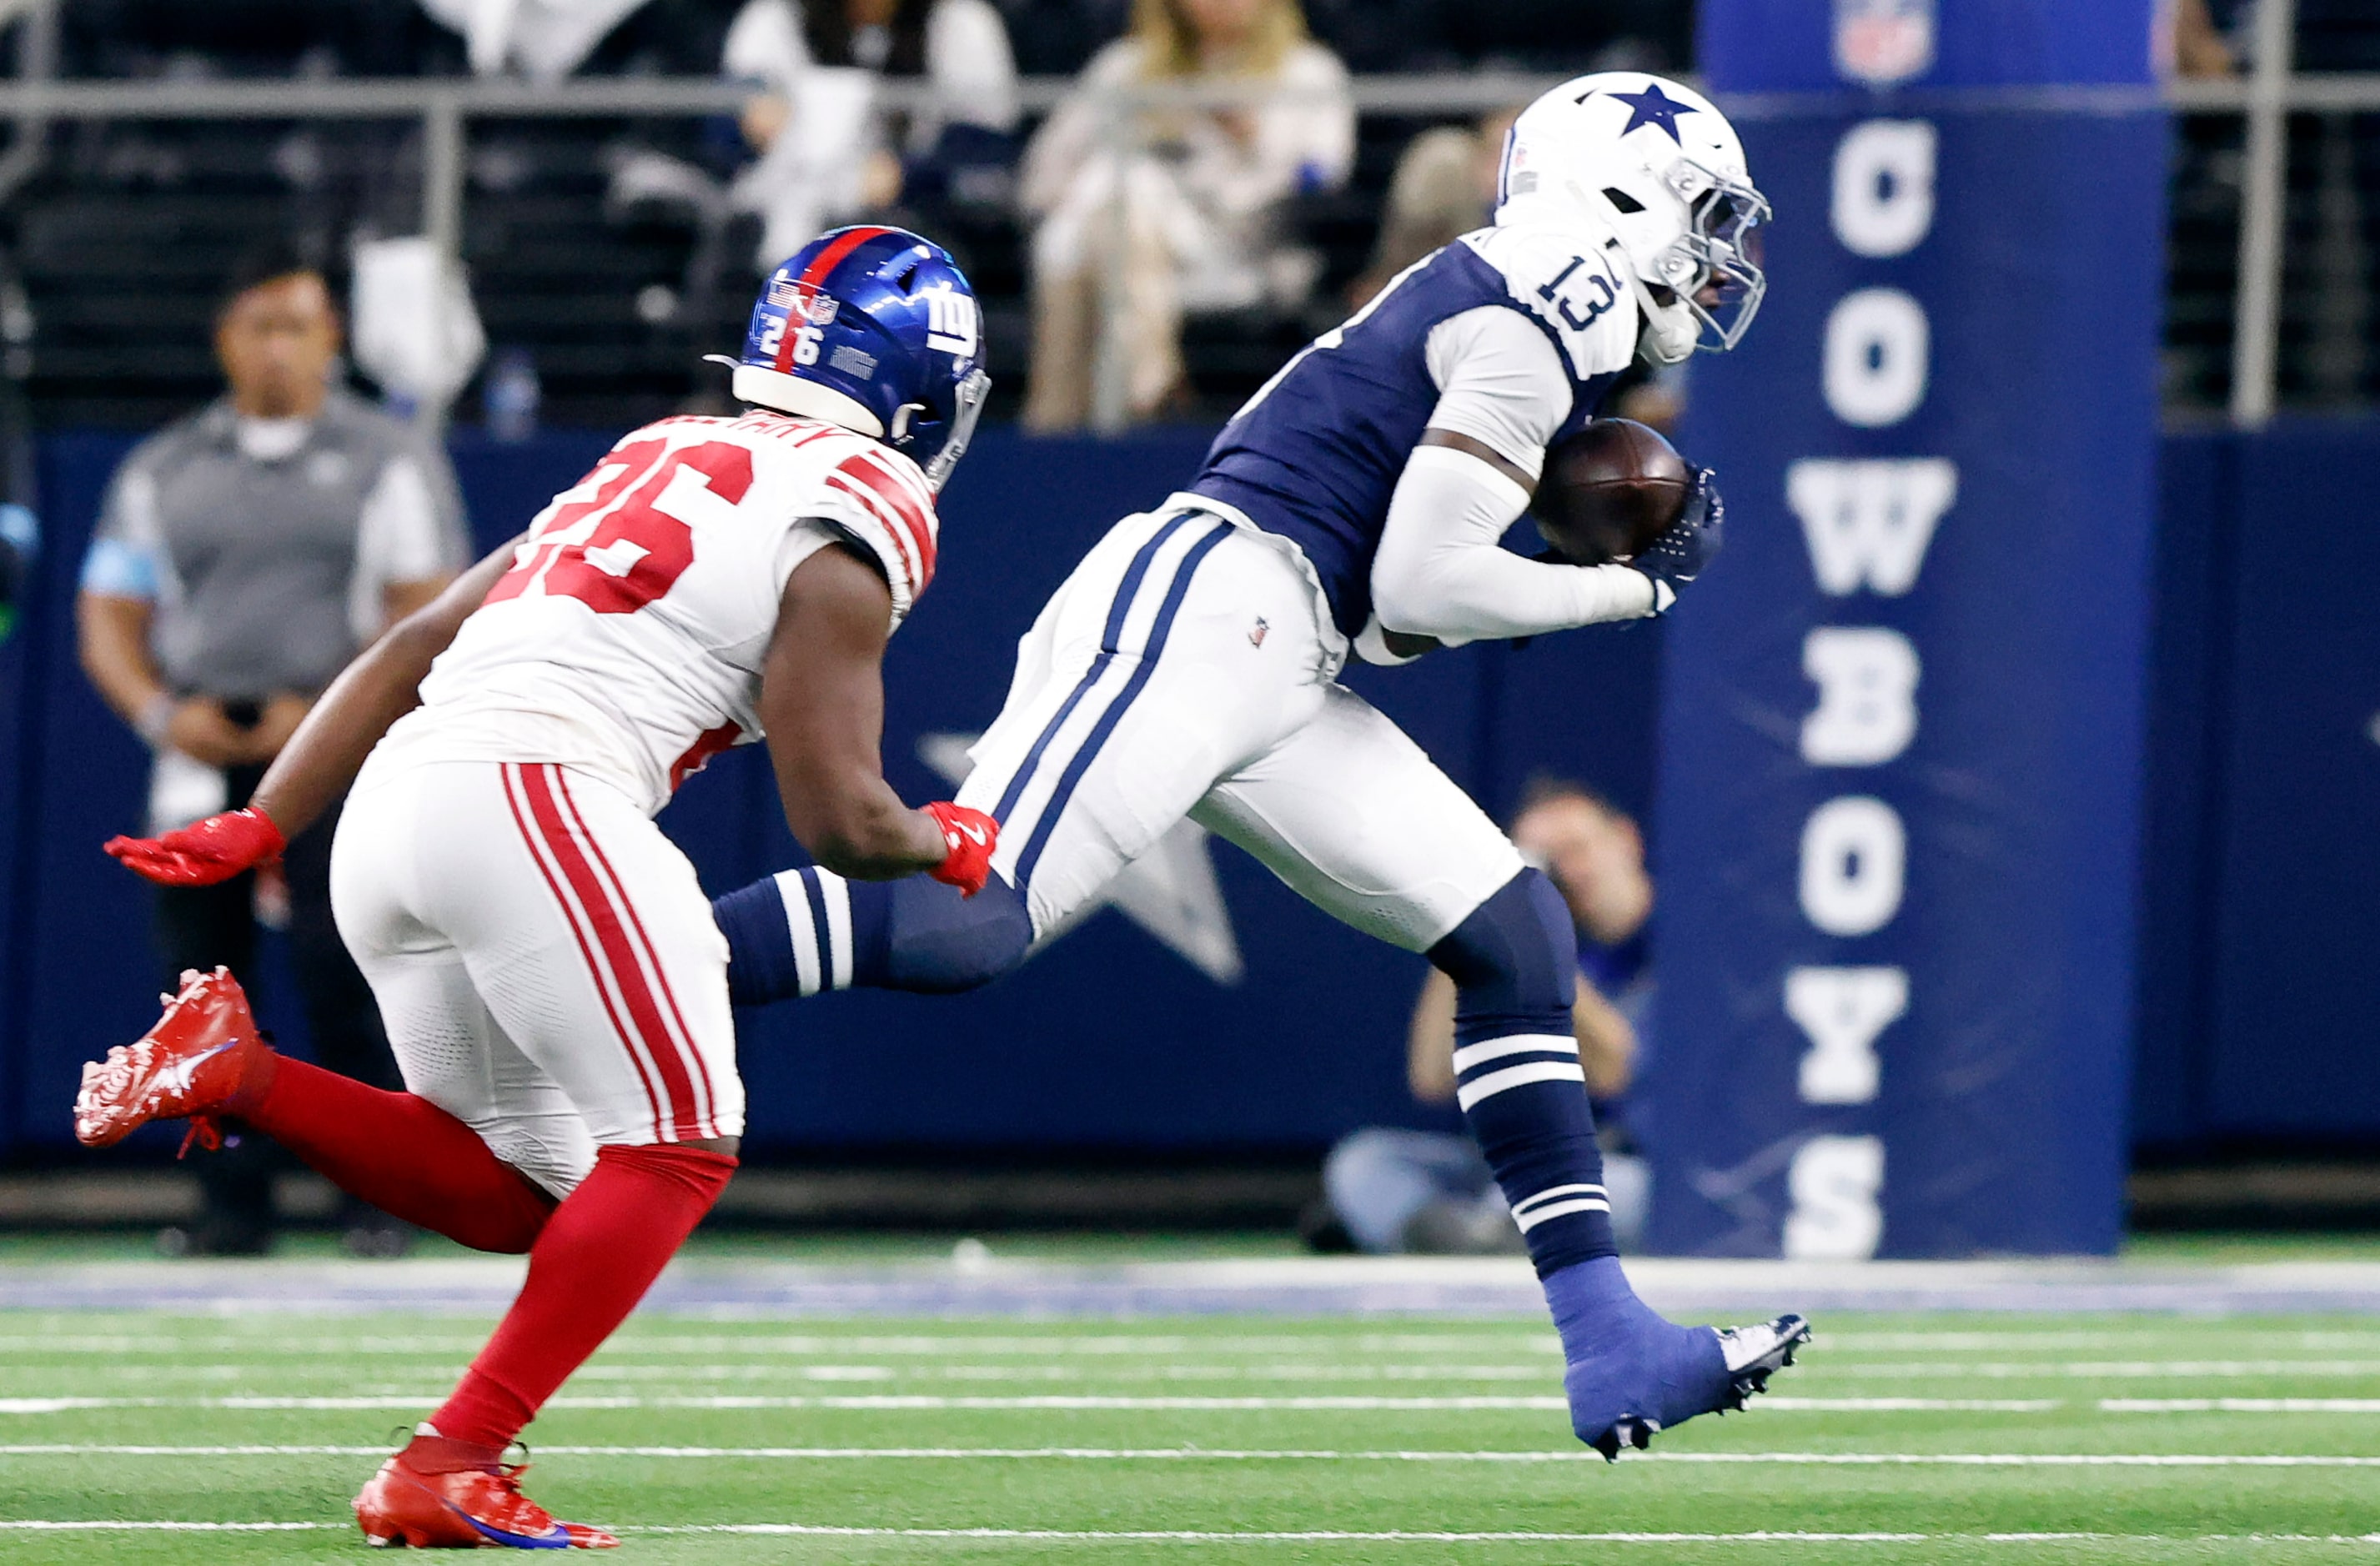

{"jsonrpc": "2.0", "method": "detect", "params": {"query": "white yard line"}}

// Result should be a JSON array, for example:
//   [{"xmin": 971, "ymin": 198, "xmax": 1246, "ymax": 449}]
[
  {"xmin": 18, "ymin": 1350, "xmax": 2380, "ymax": 1383},
  {"xmin": 0, "ymin": 1394, "xmax": 2104, "ymax": 1414},
  {"xmin": 0, "ymin": 1394, "xmax": 1565, "ymax": 1412},
  {"xmin": 0, "ymin": 1522, "xmax": 329, "ymax": 1532},
  {"xmin": 0, "ymin": 1445, "xmax": 394, "ymax": 1455},
  {"xmin": 0, "ymin": 1393, "xmax": 2057, "ymax": 1413},
  {"xmin": 3, "ymin": 1443, "xmax": 2372, "ymax": 1467},
  {"xmin": 2105, "ymin": 1398, "xmax": 2380, "ymax": 1413},
  {"xmin": 1833, "ymin": 1360, "xmax": 2380, "ymax": 1379},
  {"xmin": 3, "ymin": 1521, "xmax": 2378, "ymax": 1544},
  {"xmin": 0, "ymin": 1333, "xmax": 1565, "ymax": 1358},
  {"xmin": 1758, "ymin": 1398, "xmax": 2061, "ymax": 1411},
  {"xmin": 626, "ymin": 1528, "xmax": 2380, "ymax": 1543},
  {"xmin": 1825, "ymin": 1332, "xmax": 2380, "ymax": 1352},
  {"xmin": 3, "ymin": 1362, "xmax": 1575, "ymax": 1384},
  {"xmin": 30, "ymin": 1353, "xmax": 2380, "ymax": 1386}
]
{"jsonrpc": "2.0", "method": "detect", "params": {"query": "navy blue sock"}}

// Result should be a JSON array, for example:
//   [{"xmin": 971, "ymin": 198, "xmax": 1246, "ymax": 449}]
[
  {"xmin": 713, "ymin": 868, "xmax": 1031, "ymax": 1006},
  {"xmin": 1544, "ymin": 1255, "xmax": 1725, "ymax": 1433},
  {"xmin": 1427, "ymin": 869, "xmax": 1619, "ymax": 1278}
]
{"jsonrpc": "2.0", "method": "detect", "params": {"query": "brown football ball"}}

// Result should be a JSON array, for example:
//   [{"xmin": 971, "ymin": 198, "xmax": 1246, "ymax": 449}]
[{"xmin": 1529, "ymin": 419, "xmax": 1690, "ymax": 565}]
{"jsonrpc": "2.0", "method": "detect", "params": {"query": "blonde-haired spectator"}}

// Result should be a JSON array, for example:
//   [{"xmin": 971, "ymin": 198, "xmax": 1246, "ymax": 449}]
[
  {"xmin": 1348, "ymin": 106, "xmax": 1521, "ymax": 310},
  {"xmin": 1020, "ymin": 0, "xmax": 1354, "ymax": 430}
]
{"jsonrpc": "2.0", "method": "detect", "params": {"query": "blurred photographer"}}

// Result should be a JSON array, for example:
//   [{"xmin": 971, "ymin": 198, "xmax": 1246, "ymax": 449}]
[
  {"xmin": 76, "ymin": 243, "xmax": 469, "ymax": 1257},
  {"xmin": 1311, "ymin": 781, "xmax": 1654, "ymax": 1254}
]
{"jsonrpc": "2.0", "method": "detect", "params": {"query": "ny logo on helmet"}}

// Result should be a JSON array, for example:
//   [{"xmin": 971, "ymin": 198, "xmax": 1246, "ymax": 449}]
[{"xmin": 924, "ymin": 288, "xmax": 979, "ymax": 359}]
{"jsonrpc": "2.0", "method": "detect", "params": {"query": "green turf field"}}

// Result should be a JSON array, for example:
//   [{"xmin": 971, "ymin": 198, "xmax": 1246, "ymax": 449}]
[{"xmin": 4, "ymin": 1307, "xmax": 2380, "ymax": 1562}]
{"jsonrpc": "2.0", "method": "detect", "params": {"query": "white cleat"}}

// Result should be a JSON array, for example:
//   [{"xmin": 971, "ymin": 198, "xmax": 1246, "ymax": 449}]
[{"xmin": 1715, "ymin": 1313, "xmax": 1812, "ymax": 1410}]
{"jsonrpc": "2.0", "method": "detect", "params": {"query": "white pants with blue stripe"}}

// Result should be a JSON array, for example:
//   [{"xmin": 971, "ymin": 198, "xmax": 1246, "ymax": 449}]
[{"xmin": 957, "ymin": 501, "xmax": 1525, "ymax": 953}]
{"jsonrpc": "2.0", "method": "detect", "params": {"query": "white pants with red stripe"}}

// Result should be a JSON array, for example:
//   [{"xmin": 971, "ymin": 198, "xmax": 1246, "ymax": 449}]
[{"xmin": 330, "ymin": 758, "xmax": 742, "ymax": 1198}]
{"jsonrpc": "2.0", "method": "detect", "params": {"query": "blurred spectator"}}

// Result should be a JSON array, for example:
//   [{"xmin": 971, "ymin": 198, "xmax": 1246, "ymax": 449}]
[
  {"xmin": 724, "ymin": 0, "xmax": 1020, "ymax": 268},
  {"xmin": 2168, "ymin": 0, "xmax": 2237, "ymax": 78},
  {"xmin": 1610, "ymin": 364, "xmax": 1685, "ymax": 436},
  {"xmin": 1308, "ymin": 781, "xmax": 1654, "ymax": 1256},
  {"xmin": 75, "ymin": 242, "xmax": 469, "ymax": 1258},
  {"xmin": 418, "ymin": 0, "xmax": 655, "ymax": 83},
  {"xmin": 1348, "ymin": 104, "xmax": 1520, "ymax": 309},
  {"xmin": 1019, "ymin": 0, "xmax": 1354, "ymax": 430},
  {"xmin": 0, "ymin": 503, "xmax": 33, "ymax": 645}
]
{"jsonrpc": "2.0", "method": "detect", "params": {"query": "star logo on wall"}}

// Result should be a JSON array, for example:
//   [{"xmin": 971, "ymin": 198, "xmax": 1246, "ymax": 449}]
[
  {"xmin": 917, "ymin": 734, "xmax": 1245, "ymax": 986},
  {"xmin": 1605, "ymin": 83, "xmax": 1697, "ymax": 144}
]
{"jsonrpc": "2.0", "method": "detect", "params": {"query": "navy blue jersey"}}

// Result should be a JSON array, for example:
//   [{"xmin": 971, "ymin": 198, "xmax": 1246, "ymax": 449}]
[{"xmin": 1190, "ymin": 227, "xmax": 1634, "ymax": 637}]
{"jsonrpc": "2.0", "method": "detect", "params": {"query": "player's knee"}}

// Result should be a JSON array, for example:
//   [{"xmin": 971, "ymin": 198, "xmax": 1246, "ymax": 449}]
[
  {"xmin": 496, "ymin": 1135, "xmax": 593, "ymax": 1208},
  {"xmin": 884, "ymin": 872, "xmax": 1032, "ymax": 994},
  {"xmin": 1426, "ymin": 868, "xmax": 1578, "ymax": 1030}
]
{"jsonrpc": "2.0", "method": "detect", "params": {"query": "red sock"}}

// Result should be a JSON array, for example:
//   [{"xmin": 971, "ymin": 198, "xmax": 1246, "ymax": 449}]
[
  {"xmin": 235, "ymin": 1055, "xmax": 555, "ymax": 1253},
  {"xmin": 429, "ymin": 1143, "xmax": 736, "ymax": 1451}
]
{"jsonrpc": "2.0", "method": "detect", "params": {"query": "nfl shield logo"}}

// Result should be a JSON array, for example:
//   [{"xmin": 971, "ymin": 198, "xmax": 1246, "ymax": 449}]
[{"xmin": 1835, "ymin": 0, "xmax": 1934, "ymax": 87}]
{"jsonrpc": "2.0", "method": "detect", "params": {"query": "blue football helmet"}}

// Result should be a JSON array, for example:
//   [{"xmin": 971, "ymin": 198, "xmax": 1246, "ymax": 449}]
[{"xmin": 711, "ymin": 226, "xmax": 991, "ymax": 490}]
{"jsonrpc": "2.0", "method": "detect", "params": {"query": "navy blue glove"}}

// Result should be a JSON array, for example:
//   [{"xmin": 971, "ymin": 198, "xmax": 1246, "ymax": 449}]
[{"xmin": 1629, "ymin": 468, "xmax": 1723, "ymax": 613}]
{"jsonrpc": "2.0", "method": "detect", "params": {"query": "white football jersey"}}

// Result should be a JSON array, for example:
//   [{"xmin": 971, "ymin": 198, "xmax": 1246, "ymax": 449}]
[{"xmin": 374, "ymin": 410, "xmax": 940, "ymax": 815}]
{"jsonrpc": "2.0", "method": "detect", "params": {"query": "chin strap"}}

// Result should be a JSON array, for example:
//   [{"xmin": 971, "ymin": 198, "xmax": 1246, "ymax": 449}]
[{"xmin": 1624, "ymin": 272, "xmax": 1699, "ymax": 365}]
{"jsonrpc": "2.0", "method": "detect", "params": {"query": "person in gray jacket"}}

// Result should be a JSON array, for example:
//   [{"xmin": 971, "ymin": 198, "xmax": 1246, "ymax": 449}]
[{"xmin": 77, "ymin": 241, "xmax": 469, "ymax": 1256}]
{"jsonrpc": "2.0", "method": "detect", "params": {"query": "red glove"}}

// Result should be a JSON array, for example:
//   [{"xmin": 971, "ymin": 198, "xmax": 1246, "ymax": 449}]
[
  {"xmin": 104, "ymin": 807, "xmax": 286, "ymax": 888},
  {"xmin": 923, "ymin": 801, "xmax": 997, "ymax": 898}
]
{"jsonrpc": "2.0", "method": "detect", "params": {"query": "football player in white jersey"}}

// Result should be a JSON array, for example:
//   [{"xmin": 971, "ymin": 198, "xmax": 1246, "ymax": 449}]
[
  {"xmin": 718, "ymin": 76, "xmax": 1812, "ymax": 1458},
  {"xmin": 73, "ymin": 227, "xmax": 1002, "ymax": 1548}
]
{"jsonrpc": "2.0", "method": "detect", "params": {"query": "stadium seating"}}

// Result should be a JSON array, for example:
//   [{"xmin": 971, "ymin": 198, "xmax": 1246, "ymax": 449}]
[
  {"xmin": 7, "ymin": 1, "xmax": 2372, "ymax": 425},
  {"xmin": 7, "ymin": 0, "xmax": 1693, "ymax": 429}
]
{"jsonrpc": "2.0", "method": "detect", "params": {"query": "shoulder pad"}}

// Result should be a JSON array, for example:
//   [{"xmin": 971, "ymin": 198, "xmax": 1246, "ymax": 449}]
[
  {"xmin": 1462, "ymin": 224, "xmax": 1639, "ymax": 384},
  {"xmin": 815, "ymin": 444, "xmax": 941, "ymax": 627}
]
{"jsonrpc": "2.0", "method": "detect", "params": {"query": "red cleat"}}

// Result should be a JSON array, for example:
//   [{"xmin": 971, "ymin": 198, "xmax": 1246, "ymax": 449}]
[
  {"xmin": 72, "ymin": 966, "xmax": 275, "ymax": 1152},
  {"xmin": 354, "ymin": 1443, "xmax": 619, "ymax": 1549}
]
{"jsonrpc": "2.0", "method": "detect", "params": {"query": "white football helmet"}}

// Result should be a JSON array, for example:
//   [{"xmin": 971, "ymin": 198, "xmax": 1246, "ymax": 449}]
[{"xmin": 1496, "ymin": 73, "xmax": 1770, "ymax": 366}]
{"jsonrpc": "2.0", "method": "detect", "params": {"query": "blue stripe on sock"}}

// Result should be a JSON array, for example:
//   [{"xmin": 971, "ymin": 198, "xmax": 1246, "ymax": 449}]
[
  {"xmin": 988, "ymin": 515, "xmax": 1196, "ymax": 827},
  {"xmin": 1013, "ymin": 520, "xmax": 1233, "ymax": 892},
  {"xmin": 799, "ymin": 867, "xmax": 835, "ymax": 990}
]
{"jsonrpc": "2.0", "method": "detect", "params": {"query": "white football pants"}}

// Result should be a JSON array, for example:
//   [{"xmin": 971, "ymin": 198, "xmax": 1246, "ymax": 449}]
[
  {"xmin": 957, "ymin": 502, "xmax": 1525, "ymax": 953},
  {"xmin": 331, "ymin": 758, "xmax": 743, "ymax": 1198}
]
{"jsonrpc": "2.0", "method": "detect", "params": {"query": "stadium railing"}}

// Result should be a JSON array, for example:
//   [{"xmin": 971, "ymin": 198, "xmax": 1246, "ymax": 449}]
[
  {"xmin": 0, "ymin": 7, "xmax": 2361, "ymax": 429},
  {"xmin": 0, "ymin": 71, "xmax": 1557, "ymax": 432}
]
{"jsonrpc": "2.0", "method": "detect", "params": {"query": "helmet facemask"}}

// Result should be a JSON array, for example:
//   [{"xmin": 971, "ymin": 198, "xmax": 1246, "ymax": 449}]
[
  {"xmin": 898, "ymin": 365, "xmax": 992, "ymax": 492},
  {"xmin": 1654, "ymin": 159, "xmax": 1770, "ymax": 354}
]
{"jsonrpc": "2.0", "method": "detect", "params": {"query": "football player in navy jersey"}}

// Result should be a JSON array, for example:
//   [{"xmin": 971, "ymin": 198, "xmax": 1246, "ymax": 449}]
[{"xmin": 717, "ymin": 73, "xmax": 1810, "ymax": 1460}]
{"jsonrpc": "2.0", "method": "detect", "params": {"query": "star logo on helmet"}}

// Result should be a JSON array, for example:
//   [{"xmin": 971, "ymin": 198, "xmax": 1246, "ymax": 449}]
[{"xmin": 1605, "ymin": 83, "xmax": 1697, "ymax": 144}]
